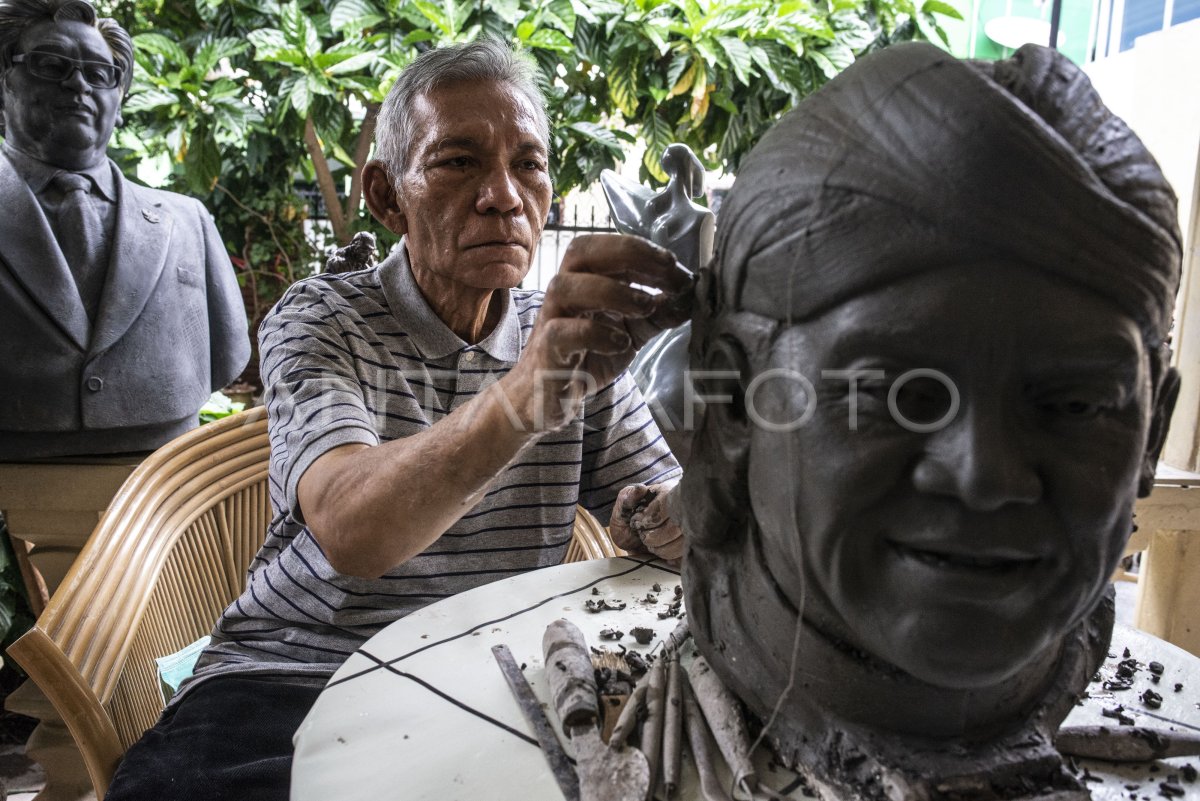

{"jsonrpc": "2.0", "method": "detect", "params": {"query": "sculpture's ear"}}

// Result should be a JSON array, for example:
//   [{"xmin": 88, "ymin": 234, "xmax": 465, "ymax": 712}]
[
  {"xmin": 679, "ymin": 329, "xmax": 755, "ymax": 549},
  {"xmin": 1139, "ymin": 345, "xmax": 1180, "ymax": 497},
  {"xmin": 362, "ymin": 159, "xmax": 408, "ymax": 236}
]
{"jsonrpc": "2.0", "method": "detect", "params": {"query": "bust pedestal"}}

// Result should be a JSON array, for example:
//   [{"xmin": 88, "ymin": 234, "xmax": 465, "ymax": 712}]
[{"xmin": 1, "ymin": 457, "xmax": 143, "ymax": 801}]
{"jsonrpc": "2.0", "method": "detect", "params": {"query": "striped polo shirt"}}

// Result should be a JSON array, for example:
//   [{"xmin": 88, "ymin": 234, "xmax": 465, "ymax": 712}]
[{"xmin": 186, "ymin": 243, "xmax": 680, "ymax": 693}]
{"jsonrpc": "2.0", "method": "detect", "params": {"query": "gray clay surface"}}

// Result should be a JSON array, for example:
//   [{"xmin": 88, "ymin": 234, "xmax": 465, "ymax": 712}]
[{"xmin": 680, "ymin": 41, "xmax": 1184, "ymax": 798}]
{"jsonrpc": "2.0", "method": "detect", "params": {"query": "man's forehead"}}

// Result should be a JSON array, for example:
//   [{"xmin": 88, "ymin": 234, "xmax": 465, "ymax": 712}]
[
  {"xmin": 411, "ymin": 84, "xmax": 544, "ymax": 150},
  {"xmin": 428, "ymin": 135, "xmax": 545, "ymax": 155},
  {"xmin": 21, "ymin": 19, "xmax": 111, "ymax": 60}
]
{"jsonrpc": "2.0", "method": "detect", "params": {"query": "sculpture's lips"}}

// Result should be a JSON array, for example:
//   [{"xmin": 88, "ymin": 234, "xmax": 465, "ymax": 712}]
[
  {"xmin": 58, "ymin": 104, "xmax": 95, "ymax": 117},
  {"xmin": 889, "ymin": 540, "xmax": 1045, "ymax": 574}
]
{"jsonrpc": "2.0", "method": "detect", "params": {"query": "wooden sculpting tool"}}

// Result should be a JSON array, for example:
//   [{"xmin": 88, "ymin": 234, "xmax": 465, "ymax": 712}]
[
  {"xmin": 592, "ymin": 650, "xmax": 634, "ymax": 744},
  {"xmin": 543, "ymin": 619, "xmax": 651, "ymax": 801}
]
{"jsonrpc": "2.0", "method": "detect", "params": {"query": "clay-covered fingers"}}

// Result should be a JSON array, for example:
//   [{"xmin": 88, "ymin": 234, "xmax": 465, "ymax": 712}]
[
  {"xmin": 610, "ymin": 483, "xmax": 653, "ymax": 554},
  {"xmin": 633, "ymin": 490, "xmax": 684, "ymax": 561},
  {"xmin": 639, "ymin": 521, "xmax": 683, "ymax": 562},
  {"xmin": 546, "ymin": 234, "xmax": 695, "ymax": 352},
  {"xmin": 613, "ymin": 514, "xmax": 683, "ymax": 561},
  {"xmin": 631, "ymin": 491, "xmax": 671, "ymax": 532},
  {"xmin": 614, "ymin": 482, "xmax": 653, "ymax": 518},
  {"xmin": 610, "ymin": 482, "xmax": 684, "ymax": 561},
  {"xmin": 610, "ymin": 522, "xmax": 642, "ymax": 554},
  {"xmin": 560, "ymin": 233, "xmax": 693, "ymax": 290},
  {"xmin": 560, "ymin": 232, "xmax": 656, "ymax": 269},
  {"xmin": 541, "ymin": 271, "xmax": 658, "ymax": 322},
  {"xmin": 535, "ymin": 316, "xmax": 634, "ymax": 368}
]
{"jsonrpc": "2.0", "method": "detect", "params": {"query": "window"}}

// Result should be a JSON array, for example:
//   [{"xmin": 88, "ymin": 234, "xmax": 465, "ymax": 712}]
[
  {"xmin": 1120, "ymin": 0, "xmax": 1167, "ymax": 49},
  {"xmin": 1096, "ymin": 0, "xmax": 1200, "ymax": 56},
  {"xmin": 1172, "ymin": 0, "xmax": 1200, "ymax": 24}
]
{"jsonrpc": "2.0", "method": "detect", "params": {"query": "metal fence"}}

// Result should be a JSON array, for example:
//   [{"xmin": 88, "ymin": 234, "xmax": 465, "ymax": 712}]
[{"xmin": 527, "ymin": 199, "xmax": 618, "ymax": 292}]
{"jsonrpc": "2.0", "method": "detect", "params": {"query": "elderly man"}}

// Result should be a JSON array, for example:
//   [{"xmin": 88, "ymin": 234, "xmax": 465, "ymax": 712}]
[
  {"xmin": 681, "ymin": 42, "xmax": 1181, "ymax": 794},
  {"xmin": 0, "ymin": 0, "xmax": 248, "ymax": 458},
  {"xmin": 106, "ymin": 39, "xmax": 688, "ymax": 801}
]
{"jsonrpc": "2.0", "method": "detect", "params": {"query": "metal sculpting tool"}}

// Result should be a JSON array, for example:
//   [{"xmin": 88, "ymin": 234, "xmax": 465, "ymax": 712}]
[{"xmin": 492, "ymin": 643, "xmax": 581, "ymax": 801}]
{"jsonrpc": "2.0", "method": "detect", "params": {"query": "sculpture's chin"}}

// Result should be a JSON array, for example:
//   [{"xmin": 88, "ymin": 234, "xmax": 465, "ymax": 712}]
[
  {"xmin": 683, "ymin": 526, "xmax": 1110, "ymax": 747},
  {"xmin": 852, "ymin": 612, "xmax": 1053, "ymax": 692},
  {"xmin": 882, "ymin": 640, "xmax": 1046, "ymax": 692},
  {"xmin": 853, "ymin": 578, "xmax": 1114, "ymax": 693}
]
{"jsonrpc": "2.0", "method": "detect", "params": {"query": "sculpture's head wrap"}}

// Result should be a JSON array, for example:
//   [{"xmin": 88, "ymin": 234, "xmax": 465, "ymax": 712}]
[{"xmin": 702, "ymin": 42, "xmax": 1182, "ymax": 346}]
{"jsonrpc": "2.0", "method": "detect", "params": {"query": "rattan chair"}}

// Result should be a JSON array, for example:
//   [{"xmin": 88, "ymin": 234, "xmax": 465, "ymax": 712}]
[
  {"xmin": 7, "ymin": 405, "xmax": 621, "ymax": 798},
  {"xmin": 565, "ymin": 501, "xmax": 627, "ymax": 562}
]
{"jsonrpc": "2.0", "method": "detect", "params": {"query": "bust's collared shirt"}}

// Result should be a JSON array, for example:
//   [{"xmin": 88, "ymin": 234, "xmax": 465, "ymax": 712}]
[
  {"xmin": 1, "ymin": 141, "xmax": 117, "ymax": 317},
  {"xmin": 2, "ymin": 140, "xmax": 118, "ymax": 236}
]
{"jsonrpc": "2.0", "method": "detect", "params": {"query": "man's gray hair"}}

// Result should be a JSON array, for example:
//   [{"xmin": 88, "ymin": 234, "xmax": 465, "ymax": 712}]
[{"xmin": 374, "ymin": 38, "xmax": 549, "ymax": 179}]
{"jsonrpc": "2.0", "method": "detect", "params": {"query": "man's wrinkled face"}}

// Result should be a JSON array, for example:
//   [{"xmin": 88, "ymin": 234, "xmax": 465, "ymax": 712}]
[
  {"xmin": 391, "ymin": 80, "xmax": 552, "ymax": 291},
  {"xmin": 1, "ymin": 20, "xmax": 121, "ymax": 170},
  {"xmin": 744, "ymin": 262, "xmax": 1155, "ymax": 688}
]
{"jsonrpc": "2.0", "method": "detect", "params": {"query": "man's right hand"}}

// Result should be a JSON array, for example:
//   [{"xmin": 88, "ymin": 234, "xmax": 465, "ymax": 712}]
[
  {"xmin": 504, "ymin": 233, "xmax": 694, "ymax": 431},
  {"xmin": 610, "ymin": 481, "xmax": 684, "ymax": 562}
]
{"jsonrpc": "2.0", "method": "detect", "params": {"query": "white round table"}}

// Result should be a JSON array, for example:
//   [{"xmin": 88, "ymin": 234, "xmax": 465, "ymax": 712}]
[{"xmin": 291, "ymin": 557, "xmax": 1200, "ymax": 800}]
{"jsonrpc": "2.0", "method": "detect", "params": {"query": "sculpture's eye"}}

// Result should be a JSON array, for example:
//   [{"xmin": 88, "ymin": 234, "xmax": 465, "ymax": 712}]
[
  {"xmin": 1040, "ymin": 399, "xmax": 1102, "ymax": 420},
  {"xmin": 34, "ymin": 52, "xmax": 71, "ymax": 78},
  {"xmin": 891, "ymin": 375, "xmax": 956, "ymax": 427},
  {"xmin": 1031, "ymin": 378, "xmax": 1130, "ymax": 424},
  {"xmin": 82, "ymin": 63, "xmax": 114, "ymax": 86}
]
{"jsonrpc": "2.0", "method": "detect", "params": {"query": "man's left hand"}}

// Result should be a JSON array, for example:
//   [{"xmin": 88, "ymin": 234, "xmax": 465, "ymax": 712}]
[{"xmin": 610, "ymin": 481, "xmax": 684, "ymax": 561}]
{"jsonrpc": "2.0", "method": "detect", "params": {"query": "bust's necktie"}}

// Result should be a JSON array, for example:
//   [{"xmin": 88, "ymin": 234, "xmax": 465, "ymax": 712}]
[{"xmin": 53, "ymin": 171, "xmax": 106, "ymax": 321}]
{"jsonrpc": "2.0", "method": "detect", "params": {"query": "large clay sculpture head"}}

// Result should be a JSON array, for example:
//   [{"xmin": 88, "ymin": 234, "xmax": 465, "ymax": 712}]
[
  {"xmin": 680, "ymin": 42, "xmax": 1182, "ymax": 793},
  {"xmin": 0, "ymin": 0, "xmax": 134, "ymax": 170}
]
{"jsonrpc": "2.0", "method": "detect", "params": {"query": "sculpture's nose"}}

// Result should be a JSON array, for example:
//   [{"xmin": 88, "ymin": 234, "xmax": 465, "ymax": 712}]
[
  {"xmin": 912, "ymin": 401, "xmax": 1043, "ymax": 512},
  {"xmin": 61, "ymin": 65, "xmax": 91, "ymax": 93}
]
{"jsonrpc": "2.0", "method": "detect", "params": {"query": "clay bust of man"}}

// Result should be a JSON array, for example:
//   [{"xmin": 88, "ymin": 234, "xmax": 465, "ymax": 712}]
[
  {"xmin": 0, "ymin": 0, "xmax": 248, "ymax": 460},
  {"xmin": 680, "ymin": 43, "xmax": 1182, "ymax": 794}
]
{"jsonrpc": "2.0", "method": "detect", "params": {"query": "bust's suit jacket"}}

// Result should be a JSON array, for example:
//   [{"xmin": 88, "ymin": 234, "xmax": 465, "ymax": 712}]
[{"xmin": 0, "ymin": 151, "xmax": 250, "ymax": 459}]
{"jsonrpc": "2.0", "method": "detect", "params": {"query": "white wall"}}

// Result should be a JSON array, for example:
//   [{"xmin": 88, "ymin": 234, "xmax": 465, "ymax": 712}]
[
  {"xmin": 1085, "ymin": 19, "xmax": 1200, "ymax": 469},
  {"xmin": 1084, "ymin": 19, "xmax": 1200, "ymax": 244}
]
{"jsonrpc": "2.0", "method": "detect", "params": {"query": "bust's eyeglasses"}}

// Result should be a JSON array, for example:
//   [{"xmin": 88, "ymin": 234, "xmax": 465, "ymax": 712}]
[{"xmin": 12, "ymin": 50, "xmax": 123, "ymax": 89}]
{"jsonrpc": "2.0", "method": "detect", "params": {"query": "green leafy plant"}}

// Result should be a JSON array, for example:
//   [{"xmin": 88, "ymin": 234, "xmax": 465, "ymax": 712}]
[
  {"xmin": 198, "ymin": 391, "xmax": 247, "ymax": 424},
  {"xmin": 122, "ymin": 31, "xmax": 253, "ymax": 194},
  {"xmin": 96, "ymin": 0, "xmax": 959, "ymax": 390},
  {"xmin": 244, "ymin": 0, "xmax": 388, "ymax": 244},
  {"xmin": 0, "ymin": 516, "xmax": 35, "ymax": 676},
  {"xmin": 108, "ymin": 0, "xmax": 960, "ymax": 219}
]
